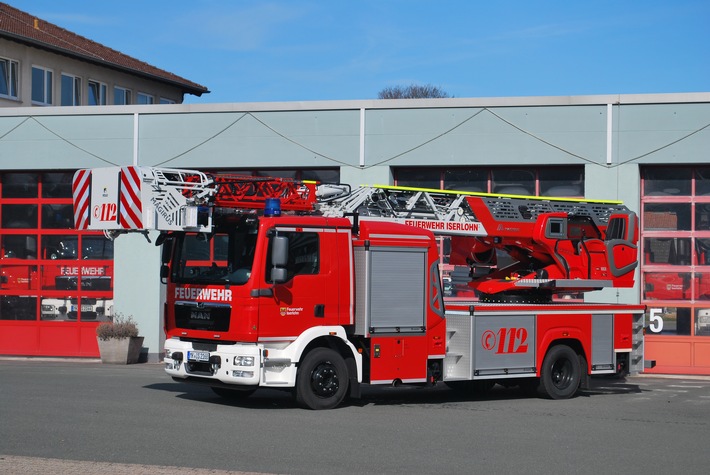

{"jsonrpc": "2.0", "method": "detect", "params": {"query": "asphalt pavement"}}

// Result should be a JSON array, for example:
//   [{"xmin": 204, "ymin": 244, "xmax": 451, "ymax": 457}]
[{"xmin": 1, "ymin": 358, "xmax": 710, "ymax": 474}]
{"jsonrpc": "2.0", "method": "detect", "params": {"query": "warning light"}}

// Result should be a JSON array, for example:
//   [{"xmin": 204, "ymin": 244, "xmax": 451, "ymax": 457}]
[{"xmin": 264, "ymin": 198, "xmax": 281, "ymax": 217}]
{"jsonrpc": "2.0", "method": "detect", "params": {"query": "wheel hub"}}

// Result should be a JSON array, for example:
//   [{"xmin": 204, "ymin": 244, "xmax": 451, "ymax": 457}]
[
  {"xmin": 551, "ymin": 360, "xmax": 572, "ymax": 388},
  {"xmin": 311, "ymin": 362, "xmax": 339, "ymax": 398}
]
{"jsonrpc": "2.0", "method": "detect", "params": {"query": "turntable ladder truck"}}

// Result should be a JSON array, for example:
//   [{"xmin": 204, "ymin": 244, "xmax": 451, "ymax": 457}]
[{"xmin": 73, "ymin": 166, "xmax": 647, "ymax": 409}]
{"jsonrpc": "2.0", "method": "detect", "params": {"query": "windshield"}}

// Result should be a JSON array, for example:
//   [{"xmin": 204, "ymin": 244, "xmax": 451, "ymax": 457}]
[{"xmin": 173, "ymin": 219, "xmax": 258, "ymax": 285}]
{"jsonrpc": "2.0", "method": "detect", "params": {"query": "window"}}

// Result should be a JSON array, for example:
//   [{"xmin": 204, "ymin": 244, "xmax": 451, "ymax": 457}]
[
  {"xmin": 444, "ymin": 169, "xmax": 487, "ymax": 192},
  {"xmin": 114, "ymin": 86, "xmax": 131, "ymax": 105},
  {"xmin": 88, "ymin": 80, "xmax": 107, "ymax": 105},
  {"xmin": 0, "ymin": 57, "xmax": 18, "ymax": 99},
  {"xmin": 396, "ymin": 169, "xmax": 442, "ymax": 189},
  {"xmin": 137, "ymin": 92, "xmax": 154, "ymax": 104},
  {"xmin": 159, "ymin": 97, "xmax": 176, "ymax": 104},
  {"xmin": 539, "ymin": 168, "xmax": 584, "ymax": 197},
  {"xmin": 226, "ymin": 168, "xmax": 340, "ymax": 183},
  {"xmin": 174, "ymin": 224, "xmax": 258, "ymax": 286},
  {"xmin": 266, "ymin": 231, "xmax": 320, "ymax": 282},
  {"xmin": 31, "ymin": 66, "xmax": 53, "ymax": 105},
  {"xmin": 41, "ymin": 172, "xmax": 73, "ymax": 198},
  {"xmin": 2, "ymin": 173, "xmax": 38, "ymax": 198},
  {"xmin": 61, "ymin": 74, "xmax": 81, "ymax": 106},
  {"xmin": 492, "ymin": 169, "xmax": 536, "ymax": 195},
  {"xmin": 395, "ymin": 166, "xmax": 584, "ymax": 197}
]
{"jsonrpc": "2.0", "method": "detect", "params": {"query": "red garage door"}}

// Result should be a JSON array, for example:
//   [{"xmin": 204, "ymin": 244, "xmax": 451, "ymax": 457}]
[{"xmin": 0, "ymin": 171, "xmax": 114, "ymax": 357}]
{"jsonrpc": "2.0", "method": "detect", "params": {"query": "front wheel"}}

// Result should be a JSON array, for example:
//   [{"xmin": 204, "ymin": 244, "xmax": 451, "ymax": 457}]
[
  {"xmin": 295, "ymin": 348, "xmax": 349, "ymax": 410},
  {"xmin": 538, "ymin": 345, "xmax": 581, "ymax": 399}
]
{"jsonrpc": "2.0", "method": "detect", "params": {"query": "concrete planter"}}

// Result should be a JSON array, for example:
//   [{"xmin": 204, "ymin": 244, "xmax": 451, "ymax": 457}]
[{"xmin": 97, "ymin": 336, "xmax": 144, "ymax": 364}]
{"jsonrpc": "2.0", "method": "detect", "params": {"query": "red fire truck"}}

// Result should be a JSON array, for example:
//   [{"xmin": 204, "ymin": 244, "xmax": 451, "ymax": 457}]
[{"xmin": 73, "ymin": 166, "xmax": 648, "ymax": 409}]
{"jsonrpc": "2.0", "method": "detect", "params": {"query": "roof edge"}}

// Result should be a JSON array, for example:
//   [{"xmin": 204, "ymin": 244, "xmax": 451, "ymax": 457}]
[
  {"xmin": 0, "ymin": 31, "xmax": 208, "ymax": 95},
  {"xmin": 1, "ymin": 92, "xmax": 708, "ymax": 117}
]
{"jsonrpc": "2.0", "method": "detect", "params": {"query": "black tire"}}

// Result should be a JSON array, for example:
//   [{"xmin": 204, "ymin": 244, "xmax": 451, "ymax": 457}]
[
  {"xmin": 538, "ymin": 345, "xmax": 581, "ymax": 399},
  {"xmin": 295, "ymin": 348, "xmax": 349, "ymax": 410},
  {"xmin": 211, "ymin": 386, "xmax": 257, "ymax": 400}
]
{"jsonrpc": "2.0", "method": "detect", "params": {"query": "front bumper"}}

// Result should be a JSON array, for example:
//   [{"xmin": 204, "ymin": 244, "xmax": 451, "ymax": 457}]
[{"xmin": 164, "ymin": 338, "xmax": 262, "ymax": 386}]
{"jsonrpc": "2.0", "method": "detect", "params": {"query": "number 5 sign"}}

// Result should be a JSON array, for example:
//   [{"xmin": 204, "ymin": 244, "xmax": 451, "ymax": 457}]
[{"xmin": 648, "ymin": 308, "xmax": 664, "ymax": 333}]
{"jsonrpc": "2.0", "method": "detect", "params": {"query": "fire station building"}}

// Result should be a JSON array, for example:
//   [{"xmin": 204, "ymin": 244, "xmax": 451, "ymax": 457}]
[{"xmin": 1, "ymin": 93, "xmax": 710, "ymax": 376}]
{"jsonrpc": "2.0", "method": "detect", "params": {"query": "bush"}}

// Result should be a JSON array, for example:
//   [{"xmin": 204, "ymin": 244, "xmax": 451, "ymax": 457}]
[{"xmin": 96, "ymin": 314, "xmax": 139, "ymax": 341}]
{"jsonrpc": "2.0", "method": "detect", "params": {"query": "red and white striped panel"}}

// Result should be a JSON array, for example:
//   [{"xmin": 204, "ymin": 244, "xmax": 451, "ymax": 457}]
[
  {"xmin": 119, "ymin": 166, "xmax": 143, "ymax": 229},
  {"xmin": 72, "ymin": 169, "xmax": 91, "ymax": 230}
]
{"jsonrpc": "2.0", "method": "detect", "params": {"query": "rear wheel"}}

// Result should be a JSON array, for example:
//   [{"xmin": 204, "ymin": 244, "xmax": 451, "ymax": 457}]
[
  {"xmin": 295, "ymin": 348, "xmax": 348, "ymax": 410},
  {"xmin": 538, "ymin": 345, "xmax": 581, "ymax": 399}
]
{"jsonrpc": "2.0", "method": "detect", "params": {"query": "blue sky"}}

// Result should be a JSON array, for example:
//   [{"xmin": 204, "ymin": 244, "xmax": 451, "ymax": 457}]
[{"xmin": 9, "ymin": 0, "xmax": 710, "ymax": 104}]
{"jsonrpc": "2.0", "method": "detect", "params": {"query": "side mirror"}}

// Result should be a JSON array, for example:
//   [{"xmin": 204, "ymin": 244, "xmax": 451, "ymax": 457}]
[
  {"xmin": 270, "ymin": 267, "xmax": 288, "ymax": 284},
  {"xmin": 160, "ymin": 237, "xmax": 173, "ymax": 265},
  {"xmin": 160, "ymin": 264, "xmax": 170, "ymax": 284},
  {"xmin": 270, "ymin": 235, "xmax": 289, "ymax": 284},
  {"xmin": 272, "ymin": 235, "xmax": 289, "ymax": 267}
]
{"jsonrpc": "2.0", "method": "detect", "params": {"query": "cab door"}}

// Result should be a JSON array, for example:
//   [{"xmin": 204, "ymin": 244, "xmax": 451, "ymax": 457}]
[{"xmin": 257, "ymin": 227, "xmax": 340, "ymax": 338}]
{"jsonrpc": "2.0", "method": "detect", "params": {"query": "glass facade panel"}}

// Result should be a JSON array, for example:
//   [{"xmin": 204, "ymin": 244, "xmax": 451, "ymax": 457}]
[
  {"xmin": 491, "ymin": 169, "xmax": 536, "ymax": 195},
  {"xmin": 0, "ymin": 296, "xmax": 37, "ymax": 320},
  {"xmin": 81, "ymin": 236, "xmax": 114, "ymax": 260},
  {"xmin": 41, "ymin": 172, "xmax": 73, "ymax": 198},
  {"xmin": 696, "ymin": 239, "xmax": 710, "ymax": 265},
  {"xmin": 643, "ymin": 238, "xmax": 691, "ymax": 265},
  {"xmin": 695, "ymin": 274, "xmax": 710, "ymax": 300},
  {"xmin": 643, "ymin": 203, "xmax": 691, "ymax": 231},
  {"xmin": 39, "ymin": 296, "xmax": 112, "ymax": 322},
  {"xmin": 695, "ymin": 168, "xmax": 710, "ymax": 196},
  {"xmin": 539, "ymin": 168, "xmax": 584, "ymax": 197},
  {"xmin": 255, "ymin": 170, "xmax": 297, "ymax": 179},
  {"xmin": 41, "ymin": 204, "xmax": 74, "ymax": 229},
  {"xmin": 1, "ymin": 204, "xmax": 38, "ymax": 228},
  {"xmin": 645, "ymin": 307, "xmax": 691, "ymax": 335},
  {"xmin": 644, "ymin": 167, "xmax": 691, "ymax": 196},
  {"xmin": 396, "ymin": 169, "xmax": 441, "ymax": 189},
  {"xmin": 643, "ymin": 272, "xmax": 692, "ymax": 301},
  {"xmin": 695, "ymin": 203, "xmax": 710, "ymax": 231},
  {"xmin": 301, "ymin": 169, "xmax": 340, "ymax": 183},
  {"xmin": 1, "ymin": 235, "xmax": 37, "ymax": 259},
  {"xmin": 444, "ymin": 169, "xmax": 487, "ymax": 192},
  {"xmin": 42, "ymin": 235, "xmax": 79, "ymax": 260},
  {"xmin": 696, "ymin": 308, "xmax": 710, "ymax": 336},
  {"xmin": 2, "ymin": 173, "xmax": 38, "ymax": 198}
]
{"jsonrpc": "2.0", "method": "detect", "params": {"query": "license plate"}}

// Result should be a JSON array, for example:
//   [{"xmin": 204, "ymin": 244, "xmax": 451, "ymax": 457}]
[
  {"xmin": 187, "ymin": 350, "xmax": 210, "ymax": 362},
  {"xmin": 71, "ymin": 305, "xmax": 94, "ymax": 312}
]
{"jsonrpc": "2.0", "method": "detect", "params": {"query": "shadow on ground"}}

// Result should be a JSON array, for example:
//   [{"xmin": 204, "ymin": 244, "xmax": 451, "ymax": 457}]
[{"xmin": 144, "ymin": 376, "xmax": 646, "ymax": 410}]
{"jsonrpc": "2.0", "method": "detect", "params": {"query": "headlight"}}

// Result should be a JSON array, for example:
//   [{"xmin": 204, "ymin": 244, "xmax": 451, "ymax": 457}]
[
  {"xmin": 234, "ymin": 355, "xmax": 255, "ymax": 366},
  {"xmin": 165, "ymin": 349, "xmax": 172, "ymax": 358}
]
